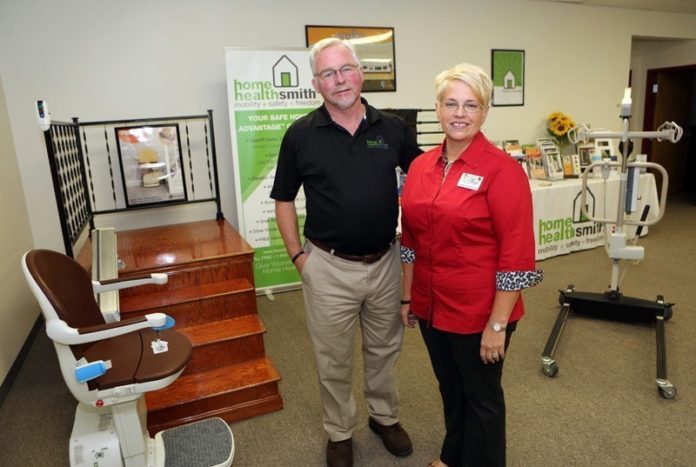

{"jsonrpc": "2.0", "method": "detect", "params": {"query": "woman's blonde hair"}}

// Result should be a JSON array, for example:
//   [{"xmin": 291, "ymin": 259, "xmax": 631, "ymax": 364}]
[{"xmin": 434, "ymin": 63, "xmax": 492, "ymax": 108}]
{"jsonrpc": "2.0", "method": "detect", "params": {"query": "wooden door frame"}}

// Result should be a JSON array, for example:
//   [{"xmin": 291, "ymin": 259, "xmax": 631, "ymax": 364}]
[{"xmin": 641, "ymin": 64, "xmax": 696, "ymax": 155}]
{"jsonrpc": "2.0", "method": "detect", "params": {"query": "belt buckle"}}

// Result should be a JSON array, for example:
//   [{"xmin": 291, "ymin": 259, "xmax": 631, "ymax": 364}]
[{"xmin": 363, "ymin": 251, "xmax": 383, "ymax": 264}]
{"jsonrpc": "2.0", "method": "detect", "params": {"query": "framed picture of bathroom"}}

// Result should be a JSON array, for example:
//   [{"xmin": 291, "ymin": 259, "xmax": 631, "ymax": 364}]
[{"xmin": 114, "ymin": 123, "xmax": 188, "ymax": 208}]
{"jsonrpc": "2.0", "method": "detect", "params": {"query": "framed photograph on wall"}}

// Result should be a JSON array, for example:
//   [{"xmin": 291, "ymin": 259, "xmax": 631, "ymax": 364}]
[
  {"xmin": 305, "ymin": 25, "xmax": 396, "ymax": 92},
  {"xmin": 491, "ymin": 49, "xmax": 525, "ymax": 106},
  {"xmin": 115, "ymin": 124, "xmax": 187, "ymax": 208}
]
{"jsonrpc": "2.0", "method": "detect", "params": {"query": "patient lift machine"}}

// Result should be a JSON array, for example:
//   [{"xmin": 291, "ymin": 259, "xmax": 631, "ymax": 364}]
[{"xmin": 540, "ymin": 88, "xmax": 683, "ymax": 399}]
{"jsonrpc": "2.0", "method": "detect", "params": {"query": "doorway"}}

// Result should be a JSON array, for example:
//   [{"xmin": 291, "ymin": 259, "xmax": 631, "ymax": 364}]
[{"xmin": 641, "ymin": 65, "xmax": 696, "ymax": 198}]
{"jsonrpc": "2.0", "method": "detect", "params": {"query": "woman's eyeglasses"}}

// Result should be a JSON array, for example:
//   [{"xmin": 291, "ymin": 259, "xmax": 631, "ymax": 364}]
[{"xmin": 441, "ymin": 100, "xmax": 487, "ymax": 113}]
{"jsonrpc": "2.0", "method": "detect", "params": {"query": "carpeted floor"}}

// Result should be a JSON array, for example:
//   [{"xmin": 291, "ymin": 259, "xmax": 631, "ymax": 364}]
[{"xmin": 1, "ymin": 196, "xmax": 694, "ymax": 467}]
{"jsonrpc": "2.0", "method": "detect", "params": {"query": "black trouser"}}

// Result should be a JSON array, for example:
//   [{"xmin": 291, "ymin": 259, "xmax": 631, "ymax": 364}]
[{"xmin": 419, "ymin": 320, "xmax": 516, "ymax": 467}]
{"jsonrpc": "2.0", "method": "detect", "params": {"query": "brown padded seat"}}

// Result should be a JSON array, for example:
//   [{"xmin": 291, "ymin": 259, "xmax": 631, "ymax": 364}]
[
  {"xmin": 84, "ymin": 329, "xmax": 191, "ymax": 390},
  {"xmin": 135, "ymin": 329, "xmax": 191, "ymax": 383},
  {"xmin": 26, "ymin": 249, "xmax": 106, "ymax": 329},
  {"xmin": 26, "ymin": 249, "xmax": 192, "ymax": 391},
  {"xmin": 84, "ymin": 332, "xmax": 141, "ymax": 390}
]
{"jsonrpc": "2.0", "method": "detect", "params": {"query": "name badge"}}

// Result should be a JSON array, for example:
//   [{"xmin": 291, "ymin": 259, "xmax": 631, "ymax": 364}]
[
  {"xmin": 457, "ymin": 173, "xmax": 483, "ymax": 190},
  {"xmin": 151, "ymin": 339, "xmax": 169, "ymax": 354}
]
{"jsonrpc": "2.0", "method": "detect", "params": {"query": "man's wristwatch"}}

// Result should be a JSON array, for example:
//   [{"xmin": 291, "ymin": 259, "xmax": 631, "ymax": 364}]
[{"xmin": 488, "ymin": 321, "xmax": 507, "ymax": 332}]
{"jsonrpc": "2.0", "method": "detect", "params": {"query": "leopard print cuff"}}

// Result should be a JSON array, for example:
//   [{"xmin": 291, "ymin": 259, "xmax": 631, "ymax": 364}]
[
  {"xmin": 400, "ymin": 245, "xmax": 416, "ymax": 264},
  {"xmin": 496, "ymin": 269, "xmax": 544, "ymax": 291}
]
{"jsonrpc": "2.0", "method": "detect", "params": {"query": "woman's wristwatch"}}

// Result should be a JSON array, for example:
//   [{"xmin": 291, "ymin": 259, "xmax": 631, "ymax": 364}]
[{"xmin": 488, "ymin": 321, "xmax": 507, "ymax": 332}]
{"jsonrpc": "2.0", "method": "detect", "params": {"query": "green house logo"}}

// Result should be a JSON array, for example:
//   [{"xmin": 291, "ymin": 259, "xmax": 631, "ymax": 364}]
[
  {"xmin": 273, "ymin": 55, "xmax": 299, "ymax": 88},
  {"xmin": 572, "ymin": 187, "xmax": 595, "ymax": 223},
  {"xmin": 367, "ymin": 135, "xmax": 389, "ymax": 150}
]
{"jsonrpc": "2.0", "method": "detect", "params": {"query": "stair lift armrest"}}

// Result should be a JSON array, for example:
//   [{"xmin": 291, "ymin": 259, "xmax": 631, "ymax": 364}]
[
  {"xmin": 46, "ymin": 312, "xmax": 168, "ymax": 345},
  {"xmin": 92, "ymin": 273, "xmax": 168, "ymax": 293},
  {"xmin": 75, "ymin": 359, "xmax": 112, "ymax": 383}
]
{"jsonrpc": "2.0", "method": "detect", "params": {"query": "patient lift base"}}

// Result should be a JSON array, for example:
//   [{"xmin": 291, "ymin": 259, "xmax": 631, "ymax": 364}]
[{"xmin": 541, "ymin": 285, "xmax": 676, "ymax": 399}]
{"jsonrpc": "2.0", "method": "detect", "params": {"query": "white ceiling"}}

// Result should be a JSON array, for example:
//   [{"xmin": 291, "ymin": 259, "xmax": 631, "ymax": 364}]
[{"xmin": 539, "ymin": 0, "xmax": 696, "ymax": 15}]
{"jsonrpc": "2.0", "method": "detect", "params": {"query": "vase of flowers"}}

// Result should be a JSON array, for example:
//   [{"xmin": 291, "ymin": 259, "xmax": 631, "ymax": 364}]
[{"xmin": 546, "ymin": 111, "xmax": 575, "ymax": 155}]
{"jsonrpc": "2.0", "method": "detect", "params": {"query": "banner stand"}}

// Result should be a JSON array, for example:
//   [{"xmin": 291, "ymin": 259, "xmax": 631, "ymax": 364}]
[{"xmin": 225, "ymin": 47, "xmax": 322, "ymax": 295}]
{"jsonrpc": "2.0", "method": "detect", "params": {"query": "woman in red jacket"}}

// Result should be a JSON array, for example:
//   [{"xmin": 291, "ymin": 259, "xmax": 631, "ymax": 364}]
[{"xmin": 399, "ymin": 63, "xmax": 543, "ymax": 467}]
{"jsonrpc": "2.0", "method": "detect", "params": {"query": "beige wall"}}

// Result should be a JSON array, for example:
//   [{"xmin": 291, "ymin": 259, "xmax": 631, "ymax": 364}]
[
  {"xmin": 0, "ymin": 0, "xmax": 695, "ymax": 384},
  {"xmin": 1, "ymin": 0, "xmax": 695, "ymax": 253},
  {"xmin": 0, "ymin": 72, "xmax": 39, "ymax": 385}
]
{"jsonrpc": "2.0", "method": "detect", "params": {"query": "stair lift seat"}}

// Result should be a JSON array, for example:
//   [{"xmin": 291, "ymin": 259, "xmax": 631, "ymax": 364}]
[
  {"xmin": 23, "ymin": 249, "xmax": 192, "ymax": 403},
  {"xmin": 22, "ymin": 249, "xmax": 234, "ymax": 466}
]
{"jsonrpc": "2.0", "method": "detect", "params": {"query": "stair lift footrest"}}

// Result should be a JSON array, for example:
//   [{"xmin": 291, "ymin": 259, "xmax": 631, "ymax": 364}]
[{"xmin": 155, "ymin": 417, "xmax": 234, "ymax": 467}]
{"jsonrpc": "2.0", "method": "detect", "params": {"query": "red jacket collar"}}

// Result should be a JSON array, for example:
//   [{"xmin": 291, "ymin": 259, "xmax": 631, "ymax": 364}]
[{"xmin": 431, "ymin": 132, "xmax": 489, "ymax": 169}]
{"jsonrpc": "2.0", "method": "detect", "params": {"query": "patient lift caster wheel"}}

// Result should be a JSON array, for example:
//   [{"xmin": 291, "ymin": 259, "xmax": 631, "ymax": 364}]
[
  {"xmin": 542, "ymin": 359, "xmax": 559, "ymax": 377},
  {"xmin": 558, "ymin": 285, "xmax": 574, "ymax": 306},
  {"xmin": 657, "ymin": 380, "xmax": 677, "ymax": 399},
  {"xmin": 656, "ymin": 295, "xmax": 673, "ymax": 321}
]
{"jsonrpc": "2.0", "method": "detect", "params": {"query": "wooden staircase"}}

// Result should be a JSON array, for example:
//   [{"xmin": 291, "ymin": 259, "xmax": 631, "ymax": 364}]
[{"xmin": 105, "ymin": 220, "xmax": 282, "ymax": 434}]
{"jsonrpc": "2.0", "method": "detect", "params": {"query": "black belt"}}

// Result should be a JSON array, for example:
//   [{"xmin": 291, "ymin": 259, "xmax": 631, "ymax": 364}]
[{"xmin": 310, "ymin": 238, "xmax": 395, "ymax": 264}]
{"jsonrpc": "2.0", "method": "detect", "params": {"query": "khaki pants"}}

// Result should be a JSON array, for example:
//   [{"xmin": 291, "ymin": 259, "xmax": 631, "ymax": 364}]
[{"xmin": 301, "ymin": 240, "xmax": 403, "ymax": 441}]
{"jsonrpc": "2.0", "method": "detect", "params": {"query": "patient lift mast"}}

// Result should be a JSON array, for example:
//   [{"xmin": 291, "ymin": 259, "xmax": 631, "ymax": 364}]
[{"xmin": 540, "ymin": 88, "xmax": 683, "ymax": 399}]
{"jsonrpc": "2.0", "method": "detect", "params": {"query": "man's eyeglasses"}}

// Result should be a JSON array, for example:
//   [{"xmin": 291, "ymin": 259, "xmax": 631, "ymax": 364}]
[
  {"xmin": 315, "ymin": 64, "xmax": 361, "ymax": 81},
  {"xmin": 441, "ymin": 100, "xmax": 487, "ymax": 113}
]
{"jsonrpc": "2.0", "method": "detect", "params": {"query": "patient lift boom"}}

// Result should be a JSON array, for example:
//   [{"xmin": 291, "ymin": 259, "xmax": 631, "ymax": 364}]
[{"xmin": 540, "ymin": 88, "xmax": 683, "ymax": 399}]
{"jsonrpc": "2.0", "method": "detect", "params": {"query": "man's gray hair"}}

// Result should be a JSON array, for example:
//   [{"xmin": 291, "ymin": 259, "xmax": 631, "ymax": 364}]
[{"xmin": 309, "ymin": 37, "xmax": 360, "ymax": 74}]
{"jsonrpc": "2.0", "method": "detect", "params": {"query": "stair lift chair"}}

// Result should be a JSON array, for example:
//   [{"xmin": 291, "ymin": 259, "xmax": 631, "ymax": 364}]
[{"xmin": 22, "ymin": 249, "xmax": 234, "ymax": 467}]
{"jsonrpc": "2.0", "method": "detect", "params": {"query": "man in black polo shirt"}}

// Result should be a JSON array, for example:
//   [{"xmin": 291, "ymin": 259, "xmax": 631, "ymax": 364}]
[{"xmin": 270, "ymin": 38, "xmax": 421, "ymax": 467}]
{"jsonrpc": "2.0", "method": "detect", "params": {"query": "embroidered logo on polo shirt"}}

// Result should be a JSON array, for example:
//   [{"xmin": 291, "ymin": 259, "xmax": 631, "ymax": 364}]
[{"xmin": 366, "ymin": 135, "xmax": 389, "ymax": 150}]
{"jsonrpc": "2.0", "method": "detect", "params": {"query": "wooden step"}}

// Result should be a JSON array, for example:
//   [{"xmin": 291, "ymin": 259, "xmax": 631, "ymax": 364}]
[
  {"xmin": 119, "ymin": 256, "xmax": 255, "ymax": 296},
  {"xmin": 145, "ymin": 357, "xmax": 282, "ymax": 434},
  {"xmin": 179, "ymin": 315, "xmax": 268, "ymax": 374},
  {"xmin": 119, "ymin": 280, "xmax": 258, "ymax": 327},
  {"xmin": 120, "ymin": 277, "xmax": 253, "ymax": 312},
  {"xmin": 116, "ymin": 220, "xmax": 254, "ymax": 273}
]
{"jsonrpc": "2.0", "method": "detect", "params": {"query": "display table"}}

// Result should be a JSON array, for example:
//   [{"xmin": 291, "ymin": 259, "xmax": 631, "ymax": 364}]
[{"xmin": 531, "ymin": 173, "xmax": 659, "ymax": 260}]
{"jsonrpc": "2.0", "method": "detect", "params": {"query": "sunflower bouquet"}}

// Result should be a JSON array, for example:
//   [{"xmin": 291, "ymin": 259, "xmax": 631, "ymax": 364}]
[{"xmin": 546, "ymin": 111, "xmax": 575, "ymax": 154}]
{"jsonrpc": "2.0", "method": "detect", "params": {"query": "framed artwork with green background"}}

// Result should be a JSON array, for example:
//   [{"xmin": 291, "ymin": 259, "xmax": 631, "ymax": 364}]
[{"xmin": 491, "ymin": 49, "xmax": 525, "ymax": 106}]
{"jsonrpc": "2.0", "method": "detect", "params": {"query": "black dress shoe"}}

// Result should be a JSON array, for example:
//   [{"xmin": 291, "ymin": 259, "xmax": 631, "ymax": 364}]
[
  {"xmin": 368, "ymin": 417, "xmax": 413, "ymax": 457},
  {"xmin": 326, "ymin": 438, "xmax": 353, "ymax": 467}
]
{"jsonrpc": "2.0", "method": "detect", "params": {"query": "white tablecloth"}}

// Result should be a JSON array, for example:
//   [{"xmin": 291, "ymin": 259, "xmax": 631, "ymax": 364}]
[{"xmin": 531, "ymin": 173, "xmax": 659, "ymax": 260}]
